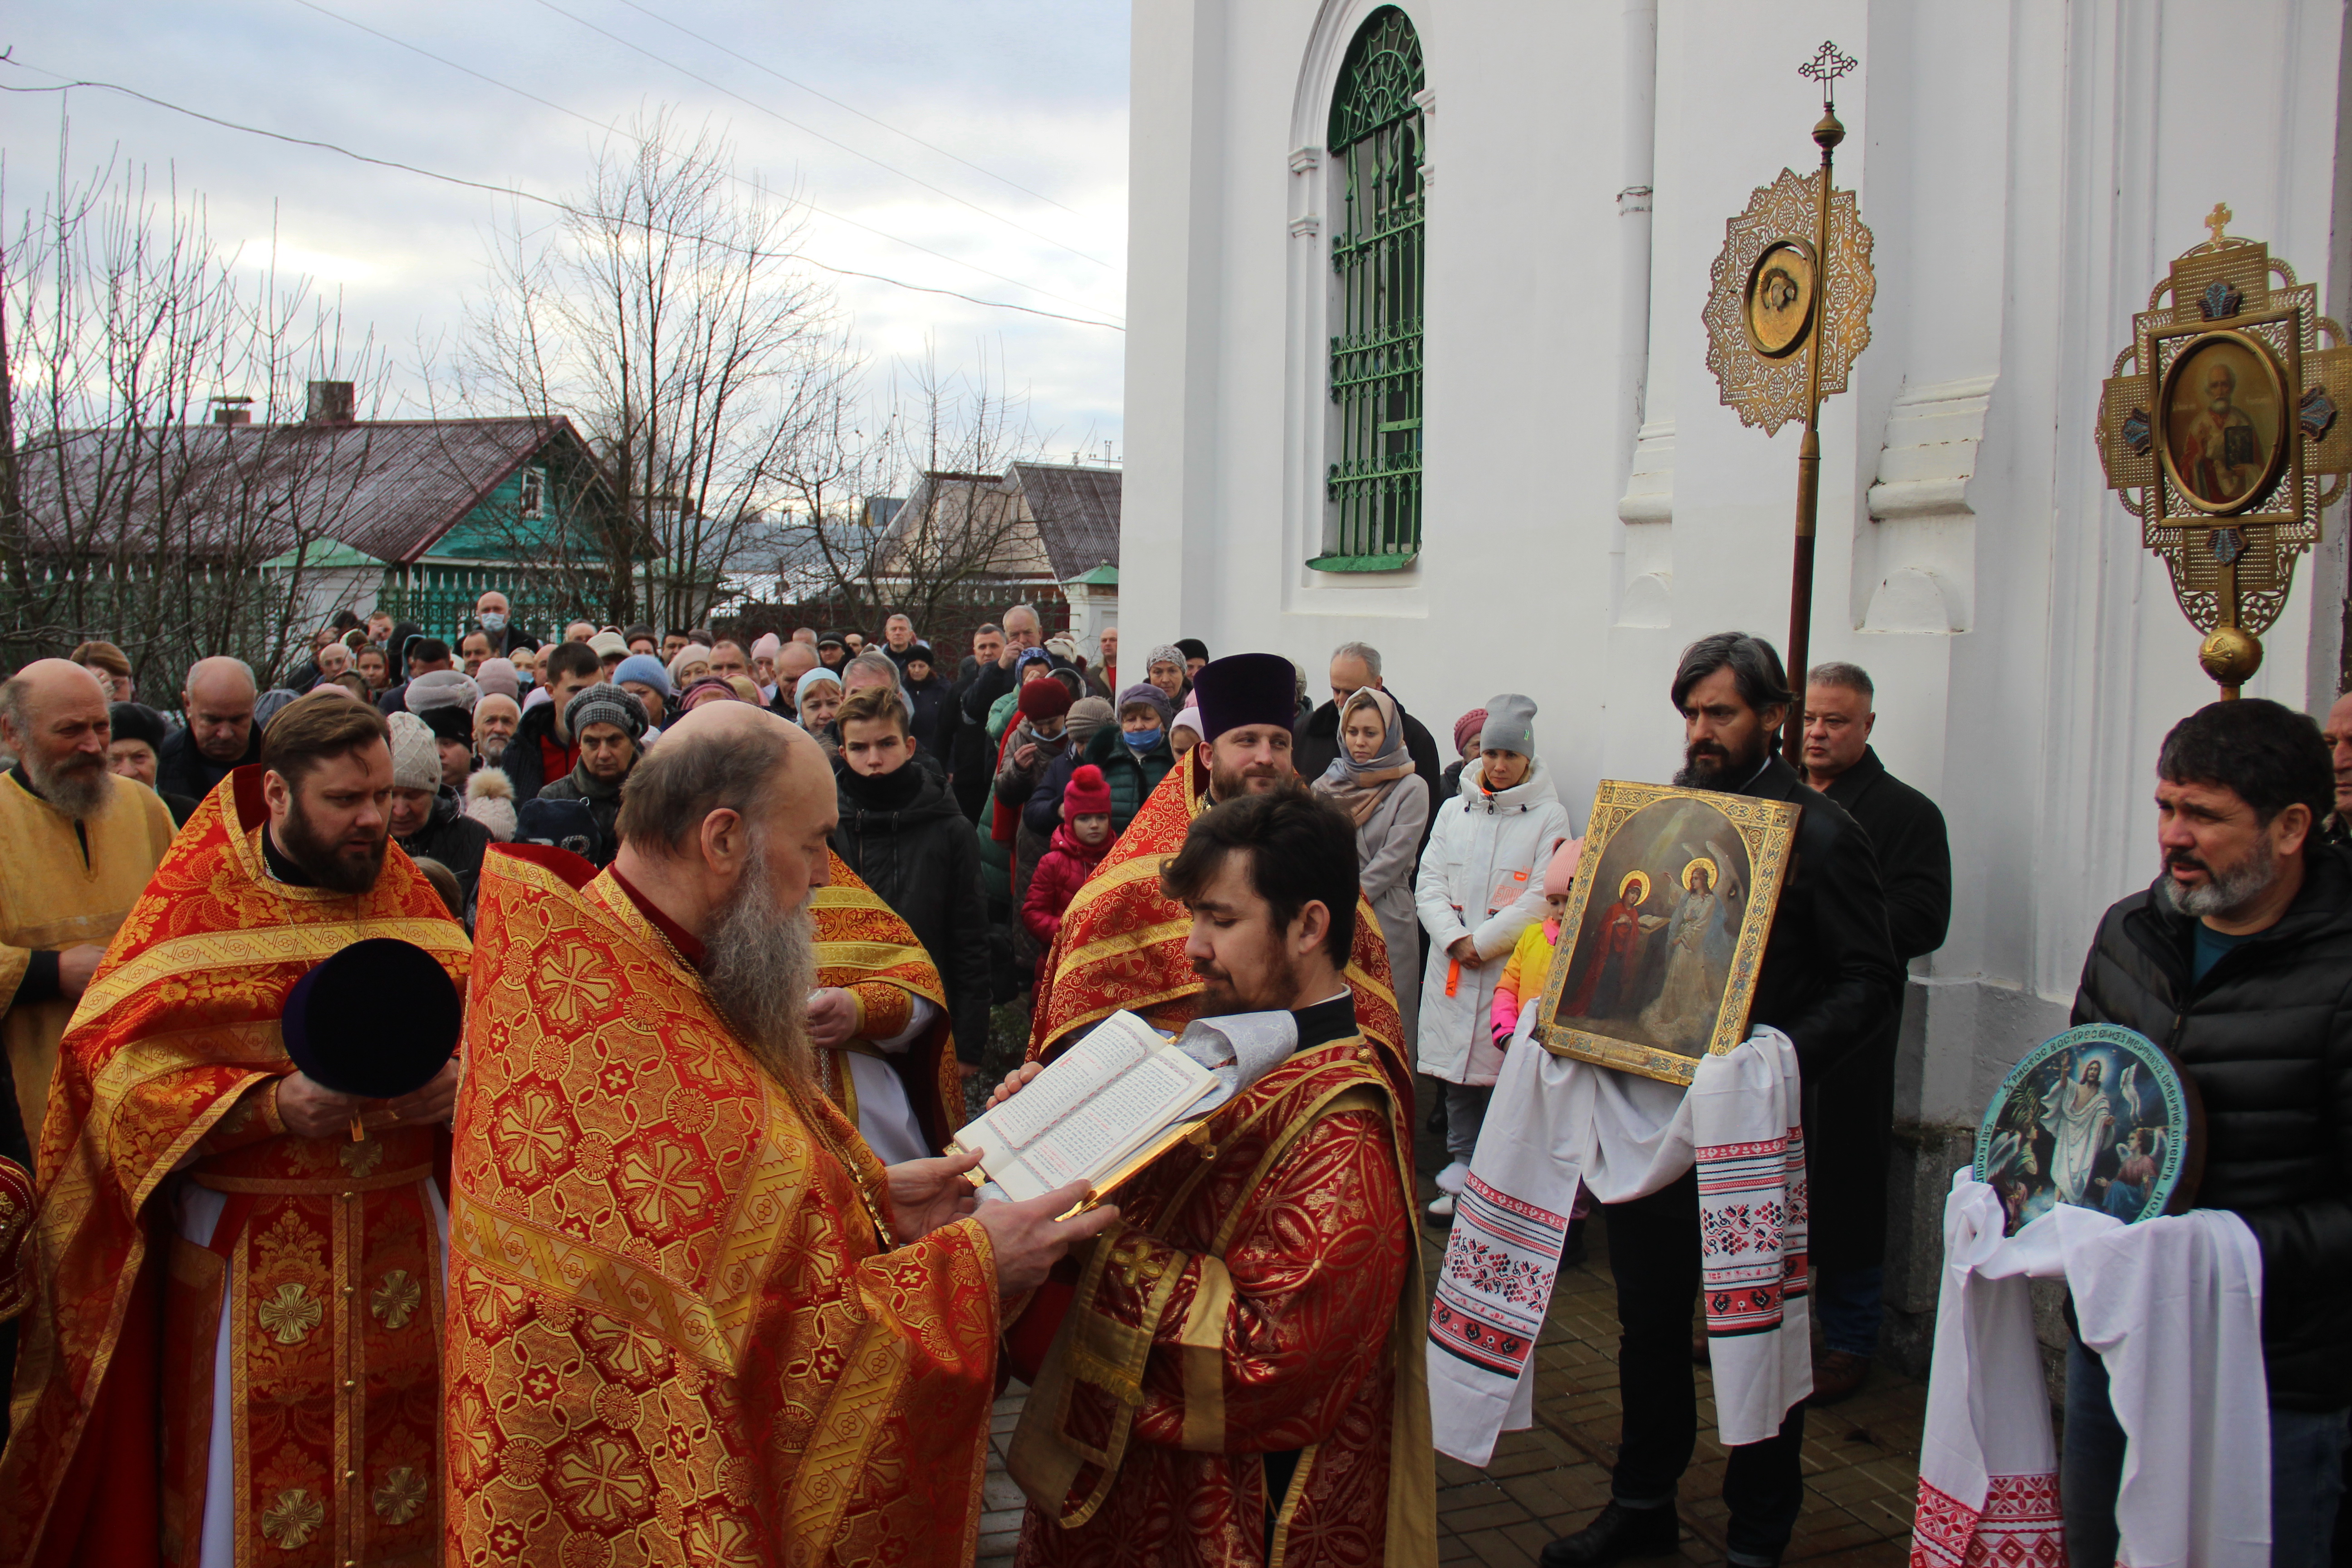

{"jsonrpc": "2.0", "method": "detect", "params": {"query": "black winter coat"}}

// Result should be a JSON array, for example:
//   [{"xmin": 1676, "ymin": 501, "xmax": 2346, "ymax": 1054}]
[
  {"xmin": 946, "ymin": 658, "xmax": 993, "ymax": 823},
  {"xmin": 901, "ymin": 671, "xmax": 952, "ymax": 760},
  {"xmin": 493, "ymin": 700, "xmax": 567, "ymax": 802},
  {"xmin": 1811, "ymin": 747, "xmax": 1951, "ymax": 1269},
  {"xmin": 2071, "ymin": 848, "xmax": 2352, "ymax": 1410},
  {"xmin": 1294, "ymin": 690, "xmax": 1446, "ymax": 855},
  {"xmin": 395, "ymin": 789, "xmax": 493, "ymax": 921},
  {"xmin": 1732, "ymin": 755, "xmax": 1901, "ymax": 1269},
  {"xmin": 831, "ymin": 762, "xmax": 993, "ymax": 1066},
  {"xmin": 155, "ymin": 722, "xmax": 260, "ymax": 805}
]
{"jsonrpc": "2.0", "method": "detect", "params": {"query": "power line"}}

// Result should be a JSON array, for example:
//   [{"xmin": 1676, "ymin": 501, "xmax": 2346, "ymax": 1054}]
[
  {"xmin": 277, "ymin": 0, "xmax": 1124, "ymax": 322},
  {"xmin": 606, "ymin": 0, "xmax": 1083, "ymax": 218},
  {"xmin": 0, "ymin": 71, "xmax": 1124, "ymax": 331},
  {"xmin": 522, "ymin": 0, "xmax": 1111, "ymax": 269}
]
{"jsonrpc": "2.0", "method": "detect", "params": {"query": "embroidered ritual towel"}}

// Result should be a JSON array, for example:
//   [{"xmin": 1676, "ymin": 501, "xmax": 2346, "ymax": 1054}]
[
  {"xmin": 1908, "ymin": 1178, "xmax": 2268, "ymax": 1568},
  {"xmin": 1427, "ymin": 1024, "xmax": 1809, "ymax": 1464},
  {"xmin": 1909, "ymin": 1172, "xmax": 2071, "ymax": 1568}
]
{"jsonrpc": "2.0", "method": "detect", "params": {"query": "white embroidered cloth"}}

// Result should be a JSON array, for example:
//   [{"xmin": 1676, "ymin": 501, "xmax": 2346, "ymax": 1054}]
[
  {"xmin": 1910, "ymin": 1173, "xmax": 2267, "ymax": 1568},
  {"xmin": 1427, "ymin": 1023, "xmax": 1811, "ymax": 1464}
]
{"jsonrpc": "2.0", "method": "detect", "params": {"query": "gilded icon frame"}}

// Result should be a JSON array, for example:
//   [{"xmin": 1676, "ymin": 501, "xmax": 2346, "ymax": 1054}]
[
  {"xmin": 2151, "ymin": 319, "xmax": 2300, "ymax": 523},
  {"xmin": 1536, "ymin": 780, "xmax": 1801, "ymax": 1087},
  {"xmin": 1743, "ymin": 238, "xmax": 1818, "ymax": 359}
]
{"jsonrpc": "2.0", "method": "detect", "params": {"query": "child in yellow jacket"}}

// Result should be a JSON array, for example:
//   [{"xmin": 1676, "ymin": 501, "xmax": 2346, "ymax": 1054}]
[{"xmin": 1487, "ymin": 837, "xmax": 1595, "ymax": 1262}]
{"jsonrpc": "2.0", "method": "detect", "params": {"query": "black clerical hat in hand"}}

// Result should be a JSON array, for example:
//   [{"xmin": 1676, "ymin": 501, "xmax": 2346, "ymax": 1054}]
[{"xmin": 283, "ymin": 938, "xmax": 462, "ymax": 1099}]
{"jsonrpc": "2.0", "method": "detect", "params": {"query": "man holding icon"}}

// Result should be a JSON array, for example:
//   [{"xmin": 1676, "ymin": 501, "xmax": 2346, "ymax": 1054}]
[{"xmin": 0, "ymin": 691, "xmax": 471, "ymax": 1566}]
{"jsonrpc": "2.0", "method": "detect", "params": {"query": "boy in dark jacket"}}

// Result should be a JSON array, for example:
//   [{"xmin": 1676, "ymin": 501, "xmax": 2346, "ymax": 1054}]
[
  {"xmin": 831, "ymin": 684, "xmax": 992, "ymax": 1077},
  {"xmin": 497, "ymin": 639, "xmax": 602, "ymax": 800},
  {"xmin": 1022, "ymin": 764, "xmax": 1114, "ymax": 948},
  {"xmin": 2066, "ymin": 698, "xmax": 2352, "ymax": 1567}
]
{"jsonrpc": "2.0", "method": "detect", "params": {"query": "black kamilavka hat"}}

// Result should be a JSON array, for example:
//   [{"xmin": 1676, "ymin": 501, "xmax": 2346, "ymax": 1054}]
[{"xmin": 283, "ymin": 938, "xmax": 462, "ymax": 1099}]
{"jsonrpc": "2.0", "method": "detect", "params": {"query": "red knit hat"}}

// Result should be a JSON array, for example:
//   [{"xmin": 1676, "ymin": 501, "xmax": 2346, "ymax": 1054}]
[
  {"xmin": 1063, "ymin": 763, "xmax": 1112, "ymax": 816},
  {"xmin": 1018, "ymin": 678, "xmax": 1074, "ymax": 721}
]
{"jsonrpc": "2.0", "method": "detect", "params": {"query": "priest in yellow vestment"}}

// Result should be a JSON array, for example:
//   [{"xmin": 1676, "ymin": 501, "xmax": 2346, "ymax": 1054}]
[
  {"xmin": 0, "ymin": 661, "xmax": 176, "ymax": 1160},
  {"xmin": 1000, "ymin": 785, "xmax": 1434, "ymax": 1568},
  {"xmin": 808, "ymin": 850, "xmax": 964, "ymax": 1161},
  {"xmin": 0, "ymin": 693, "xmax": 470, "ymax": 1568},
  {"xmin": 445, "ymin": 701, "xmax": 1116, "ymax": 1568}
]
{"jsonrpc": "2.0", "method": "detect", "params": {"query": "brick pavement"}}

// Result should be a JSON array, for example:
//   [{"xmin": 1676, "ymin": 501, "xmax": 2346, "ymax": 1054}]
[{"xmin": 975, "ymin": 1203, "xmax": 1924, "ymax": 1567}]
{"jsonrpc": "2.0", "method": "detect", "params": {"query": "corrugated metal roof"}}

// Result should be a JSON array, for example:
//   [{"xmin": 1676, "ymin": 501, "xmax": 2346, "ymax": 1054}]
[
  {"xmin": 1008, "ymin": 462, "xmax": 1121, "ymax": 579},
  {"xmin": 18, "ymin": 416, "xmax": 585, "ymax": 566}
]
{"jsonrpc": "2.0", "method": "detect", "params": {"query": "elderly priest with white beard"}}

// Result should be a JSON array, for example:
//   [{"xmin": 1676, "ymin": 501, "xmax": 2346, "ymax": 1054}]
[{"xmin": 445, "ymin": 700, "xmax": 1117, "ymax": 1567}]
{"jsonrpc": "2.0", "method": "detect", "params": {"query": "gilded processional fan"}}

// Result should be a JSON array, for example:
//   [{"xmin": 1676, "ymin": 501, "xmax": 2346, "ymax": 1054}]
[{"xmin": 2094, "ymin": 204, "xmax": 2352, "ymax": 696}]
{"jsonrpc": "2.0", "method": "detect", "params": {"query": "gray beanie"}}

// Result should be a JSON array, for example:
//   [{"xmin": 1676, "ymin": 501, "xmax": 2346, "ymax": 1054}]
[
  {"xmin": 1065, "ymin": 695, "xmax": 1116, "ymax": 750},
  {"xmin": 564, "ymin": 682, "xmax": 649, "ymax": 743},
  {"xmin": 1147, "ymin": 643, "xmax": 1186, "ymax": 673},
  {"xmin": 1480, "ymin": 694, "xmax": 1538, "ymax": 757},
  {"xmin": 385, "ymin": 711, "xmax": 442, "ymax": 791}
]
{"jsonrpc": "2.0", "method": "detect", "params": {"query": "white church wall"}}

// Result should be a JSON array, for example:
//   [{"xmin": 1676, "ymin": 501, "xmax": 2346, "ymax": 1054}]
[{"xmin": 1121, "ymin": 0, "xmax": 2349, "ymax": 1144}]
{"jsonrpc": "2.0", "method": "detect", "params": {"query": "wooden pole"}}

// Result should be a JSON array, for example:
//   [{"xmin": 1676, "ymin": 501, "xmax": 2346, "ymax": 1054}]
[{"xmin": 1784, "ymin": 107, "xmax": 1843, "ymax": 762}]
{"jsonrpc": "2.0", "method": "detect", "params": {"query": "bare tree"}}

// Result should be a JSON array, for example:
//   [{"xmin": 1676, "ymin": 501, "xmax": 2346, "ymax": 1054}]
[
  {"xmin": 455, "ymin": 110, "xmax": 837, "ymax": 631},
  {"xmin": 0, "ymin": 147, "xmax": 388, "ymax": 691},
  {"xmin": 771, "ymin": 345, "xmax": 1046, "ymax": 632}
]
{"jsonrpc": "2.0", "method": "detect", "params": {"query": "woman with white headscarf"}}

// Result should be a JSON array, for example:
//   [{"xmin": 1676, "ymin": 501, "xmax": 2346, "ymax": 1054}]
[{"xmin": 1311, "ymin": 685, "xmax": 1431, "ymax": 1052}]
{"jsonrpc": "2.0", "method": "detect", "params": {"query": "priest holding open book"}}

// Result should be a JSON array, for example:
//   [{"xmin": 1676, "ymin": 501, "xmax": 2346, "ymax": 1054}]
[{"xmin": 983, "ymin": 782, "xmax": 1436, "ymax": 1568}]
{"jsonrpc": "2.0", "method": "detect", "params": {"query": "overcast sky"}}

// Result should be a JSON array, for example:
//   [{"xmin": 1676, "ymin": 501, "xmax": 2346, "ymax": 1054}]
[{"xmin": 1, "ymin": 0, "xmax": 1129, "ymax": 460}]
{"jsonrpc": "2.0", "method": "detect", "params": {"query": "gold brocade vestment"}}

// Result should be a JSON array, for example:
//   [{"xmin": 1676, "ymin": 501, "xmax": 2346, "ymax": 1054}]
[
  {"xmin": 444, "ymin": 844, "xmax": 1001, "ymax": 1568},
  {"xmin": 0, "ymin": 767, "xmax": 470, "ymax": 1568}
]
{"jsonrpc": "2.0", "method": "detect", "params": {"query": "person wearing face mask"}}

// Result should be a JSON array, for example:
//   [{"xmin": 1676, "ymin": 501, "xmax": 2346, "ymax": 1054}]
[
  {"xmin": 470, "ymin": 589, "xmax": 538, "ymax": 658},
  {"xmin": 1024, "ymin": 683, "xmax": 1176, "ymax": 850}
]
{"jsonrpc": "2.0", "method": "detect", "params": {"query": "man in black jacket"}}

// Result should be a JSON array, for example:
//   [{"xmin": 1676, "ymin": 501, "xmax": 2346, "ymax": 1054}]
[
  {"xmin": 947, "ymin": 623, "xmax": 1005, "ymax": 823},
  {"xmin": 155, "ymin": 657, "xmax": 261, "ymax": 803},
  {"xmin": 1798, "ymin": 662, "xmax": 1952, "ymax": 1404},
  {"xmin": 2066, "ymin": 698, "xmax": 2352, "ymax": 1567},
  {"xmin": 831, "ymin": 685, "xmax": 991, "ymax": 1080},
  {"xmin": 1545, "ymin": 632, "xmax": 1896, "ymax": 1568}
]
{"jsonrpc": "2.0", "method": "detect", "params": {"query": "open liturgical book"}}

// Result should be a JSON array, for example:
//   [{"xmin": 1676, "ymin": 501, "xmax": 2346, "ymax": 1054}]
[{"xmin": 955, "ymin": 1009, "xmax": 1298, "ymax": 1205}]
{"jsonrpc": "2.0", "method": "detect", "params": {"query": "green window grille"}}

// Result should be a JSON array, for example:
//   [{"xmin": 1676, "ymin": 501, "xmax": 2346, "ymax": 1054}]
[{"xmin": 1316, "ymin": 7, "xmax": 1425, "ymax": 573}]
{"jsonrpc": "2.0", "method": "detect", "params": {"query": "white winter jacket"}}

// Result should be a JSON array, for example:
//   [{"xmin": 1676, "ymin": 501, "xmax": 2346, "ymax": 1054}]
[{"xmin": 1413, "ymin": 757, "xmax": 1573, "ymax": 1084}]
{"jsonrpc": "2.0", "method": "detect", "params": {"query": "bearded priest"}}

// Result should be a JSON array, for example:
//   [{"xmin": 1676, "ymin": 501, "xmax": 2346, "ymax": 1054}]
[
  {"xmin": 1028, "ymin": 652, "xmax": 1406, "ymax": 1074},
  {"xmin": 994, "ymin": 786, "xmax": 1434, "ymax": 1567},
  {"xmin": 0, "ymin": 691, "xmax": 472, "ymax": 1567},
  {"xmin": 444, "ymin": 701, "xmax": 1117, "ymax": 1567},
  {"xmin": 807, "ymin": 849, "xmax": 965, "ymax": 1162}
]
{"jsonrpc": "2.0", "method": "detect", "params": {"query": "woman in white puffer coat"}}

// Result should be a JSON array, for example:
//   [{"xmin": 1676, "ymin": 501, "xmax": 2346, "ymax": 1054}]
[{"xmin": 1415, "ymin": 695, "xmax": 1573, "ymax": 1220}]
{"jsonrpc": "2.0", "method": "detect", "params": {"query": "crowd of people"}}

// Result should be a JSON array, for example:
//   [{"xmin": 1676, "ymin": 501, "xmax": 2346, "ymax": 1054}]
[{"xmin": 0, "ymin": 590, "xmax": 2342, "ymax": 1568}]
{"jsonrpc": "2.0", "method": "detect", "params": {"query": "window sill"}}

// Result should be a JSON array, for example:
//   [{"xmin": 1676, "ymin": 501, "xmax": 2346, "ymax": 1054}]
[{"xmin": 1306, "ymin": 552, "xmax": 1418, "ymax": 574}]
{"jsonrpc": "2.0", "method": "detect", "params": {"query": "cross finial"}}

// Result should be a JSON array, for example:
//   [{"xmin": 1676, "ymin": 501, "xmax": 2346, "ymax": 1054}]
[
  {"xmin": 2205, "ymin": 202, "xmax": 2233, "ymax": 245},
  {"xmin": 1799, "ymin": 40, "xmax": 1858, "ymax": 109}
]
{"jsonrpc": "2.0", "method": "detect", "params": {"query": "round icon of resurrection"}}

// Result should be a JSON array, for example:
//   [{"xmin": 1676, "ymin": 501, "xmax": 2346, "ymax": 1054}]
[
  {"xmin": 1743, "ymin": 238, "xmax": 1818, "ymax": 359},
  {"xmin": 1973, "ymin": 1023, "xmax": 2202, "ymax": 1235}
]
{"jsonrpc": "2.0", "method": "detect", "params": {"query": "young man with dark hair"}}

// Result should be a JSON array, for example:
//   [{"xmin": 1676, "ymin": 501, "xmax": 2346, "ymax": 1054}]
[
  {"xmin": 829, "ymin": 686, "xmax": 992, "ymax": 1088},
  {"xmin": 0, "ymin": 686, "xmax": 467, "ymax": 1563},
  {"xmin": 1545, "ymin": 631, "xmax": 1897, "ymax": 1568},
  {"xmin": 498, "ymin": 639, "xmax": 603, "ymax": 800},
  {"xmin": 986, "ymin": 783, "xmax": 1430, "ymax": 1568},
  {"xmin": 2065, "ymin": 698, "xmax": 2352, "ymax": 1566}
]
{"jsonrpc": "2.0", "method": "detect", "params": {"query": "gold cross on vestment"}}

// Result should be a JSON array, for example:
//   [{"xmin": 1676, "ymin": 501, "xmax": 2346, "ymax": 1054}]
[{"xmin": 2205, "ymin": 202, "xmax": 2233, "ymax": 245}]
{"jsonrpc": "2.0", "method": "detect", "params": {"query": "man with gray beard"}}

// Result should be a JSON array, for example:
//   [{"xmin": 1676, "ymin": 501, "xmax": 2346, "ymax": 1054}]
[
  {"xmin": 0, "ymin": 661, "xmax": 176, "ymax": 1163},
  {"xmin": 2065, "ymin": 698, "xmax": 2352, "ymax": 1567},
  {"xmin": 447, "ymin": 700, "xmax": 1118, "ymax": 1567}
]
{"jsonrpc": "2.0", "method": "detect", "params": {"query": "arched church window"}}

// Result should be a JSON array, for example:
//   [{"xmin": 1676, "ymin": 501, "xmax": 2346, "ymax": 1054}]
[{"xmin": 1319, "ymin": 6, "xmax": 1424, "ymax": 571}]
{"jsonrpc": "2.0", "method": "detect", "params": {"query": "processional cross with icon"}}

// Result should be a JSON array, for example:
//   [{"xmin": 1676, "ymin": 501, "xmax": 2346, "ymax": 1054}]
[{"xmin": 2094, "ymin": 204, "xmax": 2352, "ymax": 697}]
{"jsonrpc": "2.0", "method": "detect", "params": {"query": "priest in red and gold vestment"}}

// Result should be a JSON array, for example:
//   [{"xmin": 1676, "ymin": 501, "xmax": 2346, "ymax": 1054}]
[
  {"xmin": 1029, "ymin": 653, "xmax": 1405, "ymax": 1077},
  {"xmin": 1000, "ymin": 783, "xmax": 1435, "ymax": 1568},
  {"xmin": 808, "ymin": 849, "xmax": 963, "ymax": 1162},
  {"xmin": 444, "ymin": 701, "xmax": 1116, "ymax": 1568},
  {"xmin": 0, "ymin": 694, "xmax": 470, "ymax": 1568}
]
